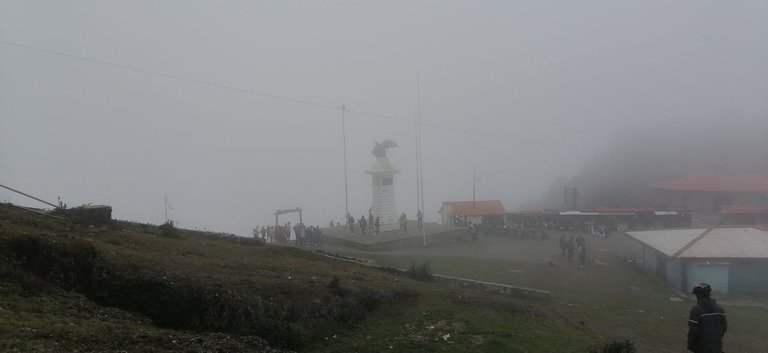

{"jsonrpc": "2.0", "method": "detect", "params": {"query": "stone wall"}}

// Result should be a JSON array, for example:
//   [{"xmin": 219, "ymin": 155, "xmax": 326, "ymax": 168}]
[{"xmin": 322, "ymin": 252, "xmax": 551, "ymax": 299}]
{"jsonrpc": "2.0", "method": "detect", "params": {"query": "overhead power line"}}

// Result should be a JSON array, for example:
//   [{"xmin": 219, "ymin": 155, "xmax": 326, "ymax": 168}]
[
  {"xmin": 0, "ymin": 40, "xmax": 691, "ymax": 165},
  {"xmin": 0, "ymin": 40, "xmax": 340, "ymax": 112}
]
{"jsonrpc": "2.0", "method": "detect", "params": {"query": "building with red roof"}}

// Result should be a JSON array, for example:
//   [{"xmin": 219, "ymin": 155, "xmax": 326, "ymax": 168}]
[
  {"xmin": 439, "ymin": 200, "xmax": 505, "ymax": 226},
  {"xmin": 719, "ymin": 205, "xmax": 768, "ymax": 225},
  {"xmin": 652, "ymin": 175, "xmax": 768, "ymax": 215},
  {"xmin": 652, "ymin": 174, "xmax": 768, "ymax": 193}
]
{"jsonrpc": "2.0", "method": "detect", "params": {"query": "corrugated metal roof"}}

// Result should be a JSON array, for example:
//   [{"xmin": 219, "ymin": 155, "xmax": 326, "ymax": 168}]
[
  {"xmin": 559, "ymin": 211, "xmax": 600, "ymax": 216},
  {"xmin": 679, "ymin": 228, "xmax": 768, "ymax": 258},
  {"xmin": 626, "ymin": 229, "xmax": 707, "ymax": 257}
]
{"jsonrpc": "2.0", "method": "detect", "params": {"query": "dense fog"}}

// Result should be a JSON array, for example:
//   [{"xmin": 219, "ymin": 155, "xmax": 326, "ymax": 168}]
[
  {"xmin": 2, "ymin": 1, "xmax": 767, "ymax": 235},
  {"xmin": 533, "ymin": 119, "xmax": 768, "ymax": 210}
]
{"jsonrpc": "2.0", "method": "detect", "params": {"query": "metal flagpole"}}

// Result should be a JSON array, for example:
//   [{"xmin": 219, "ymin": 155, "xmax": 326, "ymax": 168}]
[
  {"xmin": 473, "ymin": 169, "xmax": 476, "ymax": 208},
  {"xmin": 417, "ymin": 75, "xmax": 426, "ymax": 246},
  {"xmin": 415, "ymin": 107, "xmax": 420, "ymax": 225},
  {"xmin": 341, "ymin": 104, "xmax": 350, "ymax": 232}
]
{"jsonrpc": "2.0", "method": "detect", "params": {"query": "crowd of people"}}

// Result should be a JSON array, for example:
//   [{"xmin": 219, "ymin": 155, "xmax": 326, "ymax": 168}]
[
  {"xmin": 559, "ymin": 234, "xmax": 587, "ymax": 266},
  {"xmin": 344, "ymin": 212, "xmax": 381, "ymax": 235},
  {"xmin": 252, "ymin": 223, "xmax": 323, "ymax": 247},
  {"xmin": 340, "ymin": 209, "xmax": 424, "ymax": 236},
  {"xmin": 452, "ymin": 213, "xmax": 469, "ymax": 227},
  {"xmin": 512, "ymin": 218, "xmax": 620, "ymax": 237},
  {"xmin": 457, "ymin": 219, "xmax": 550, "ymax": 240}
]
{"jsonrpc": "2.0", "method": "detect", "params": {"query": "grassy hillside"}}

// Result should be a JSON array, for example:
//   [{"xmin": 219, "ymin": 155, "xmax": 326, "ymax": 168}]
[
  {"xmin": 0, "ymin": 204, "xmax": 604, "ymax": 352},
  {"xmin": 326, "ymin": 233, "xmax": 768, "ymax": 352}
]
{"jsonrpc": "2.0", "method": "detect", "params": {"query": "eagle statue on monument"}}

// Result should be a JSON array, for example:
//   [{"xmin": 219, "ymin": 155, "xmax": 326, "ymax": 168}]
[{"xmin": 372, "ymin": 140, "xmax": 399, "ymax": 159}]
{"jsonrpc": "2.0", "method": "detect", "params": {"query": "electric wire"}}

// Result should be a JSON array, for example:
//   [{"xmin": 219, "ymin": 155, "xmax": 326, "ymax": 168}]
[{"xmin": 0, "ymin": 40, "xmax": 732, "ymax": 168}]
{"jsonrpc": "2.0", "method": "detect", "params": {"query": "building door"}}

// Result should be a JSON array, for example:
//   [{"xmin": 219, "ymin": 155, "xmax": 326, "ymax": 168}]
[{"xmin": 688, "ymin": 262, "xmax": 730, "ymax": 293}]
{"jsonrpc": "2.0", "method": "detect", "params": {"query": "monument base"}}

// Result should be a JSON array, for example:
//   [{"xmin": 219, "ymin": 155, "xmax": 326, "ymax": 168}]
[{"xmin": 322, "ymin": 221, "xmax": 463, "ymax": 251}]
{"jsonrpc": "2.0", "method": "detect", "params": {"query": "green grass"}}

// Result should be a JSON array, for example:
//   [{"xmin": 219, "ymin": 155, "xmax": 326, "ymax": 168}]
[
  {"xmin": 326, "ymin": 234, "xmax": 768, "ymax": 352},
  {"xmin": 16, "ymin": 205, "xmax": 762, "ymax": 352},
  {"xmin": 306, "ymin": 285, "xmax": 595, "ymax": 353},
  {"xmin": 0, "ymin": 205, "xmax": 606, "ymax": 352},
  {"xmin": 0, "ymin": 281, "xmax": 179, "ymax": 353}
]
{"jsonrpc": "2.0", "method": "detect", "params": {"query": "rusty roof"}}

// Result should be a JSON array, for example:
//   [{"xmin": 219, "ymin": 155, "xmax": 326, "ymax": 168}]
[
  {"xmin": 442, "ymin": 200, "xmax": 506, "ymax": 216},
  {"xmin": 720, "ymin": 205, "xmax": 768, "ymax": 214},
  {"xmin": 652, "ymin": 174, "xmax": 768, "ymax": 193}
]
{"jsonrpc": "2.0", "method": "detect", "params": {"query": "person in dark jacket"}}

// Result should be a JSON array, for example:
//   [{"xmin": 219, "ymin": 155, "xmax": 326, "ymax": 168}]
[
  {"xmin": 558, "ymin": 235, "xmax": 566, "ymax": 258},
  {"xmin": 687, "ymin": 283, "xmax": 727, "ymax": 353},
  {"xmin": 359, "ymin": 215, "xmax": 368, "ymax": 235}
]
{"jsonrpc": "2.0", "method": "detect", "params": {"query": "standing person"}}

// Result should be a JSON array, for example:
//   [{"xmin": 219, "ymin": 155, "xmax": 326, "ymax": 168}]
[
  {"xmin": 687, "ymin": 283, "xmax": 727, "ymax": 353},
  {"xmin": 576, "ymin": 234, "xmax": 585, "ymax": 250},
  {"xmin": 374, "ymin": 217, "xmax": 380, "ymax": 235},
  {"xmin": 400, "ymin": 212, "xmax": 408, "ymax": 234},
  {"xmin": 368, "ymin": 209, "xmax": 374, "ymax": 230},
  {"xmin": 559, "ymin": 235, "xmax": 566, "ymax": 258},
  {"xmin": 417, "ymin": 210, "xmax": 424, "ymax": 229},
  {"xmin": 293, "ymin": 223, "xmax": 302, "ymax": 247},
  {"xmin": 566, "ymin": 236, "xmax": 575, "ymax": 263},
  {"xmin": 578, "ymin": 243, "xmax": 586, "ymax": 267},
  {"xmin": 359, "ymin": 215, "xmax": 368, "ymax": 235},
  {"xmin": 347, "ymin": 214, "xmax": 355, "ymax": 234},
  {"xmin": 286, "ymin": 222, "xmax": 292, "ymax": 243},
  {"xmin": 306, "ymin": 226, "xmax": 313, "ymax": 246}
]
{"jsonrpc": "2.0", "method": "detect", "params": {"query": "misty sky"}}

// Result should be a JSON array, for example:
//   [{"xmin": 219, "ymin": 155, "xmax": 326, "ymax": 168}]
[{"xmin": 2, "ymin": 1, "xmax": 767, "ymax": 235}]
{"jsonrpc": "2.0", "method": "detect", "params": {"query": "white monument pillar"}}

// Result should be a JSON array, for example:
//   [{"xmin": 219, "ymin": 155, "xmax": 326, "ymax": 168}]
[{"xmin": 366, "ymin": 141, "xmax": 400, "ymax": 231}]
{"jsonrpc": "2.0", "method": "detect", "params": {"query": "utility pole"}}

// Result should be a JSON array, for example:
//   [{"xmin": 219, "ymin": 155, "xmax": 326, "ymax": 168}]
[
  {"xmin": 473, "ymin": 168, "xmax": 477, "ymax": 208},
  {"xmin": 416, "ymin": 75, "xmax": 426, "ymax": 246},
  {"xmin": 341, "ymin": 103, "xmax": 350, "ymax": 232}
]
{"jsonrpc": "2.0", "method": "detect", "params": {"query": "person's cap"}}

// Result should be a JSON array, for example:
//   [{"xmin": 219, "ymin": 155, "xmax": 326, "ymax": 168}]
[{"xmin": 692, "ymin": 283, "xmax": 712, "ymax": 295}]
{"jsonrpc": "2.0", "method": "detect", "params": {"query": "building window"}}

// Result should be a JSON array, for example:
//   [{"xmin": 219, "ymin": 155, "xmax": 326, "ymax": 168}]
[{"xmin": 382, "ymin": 177, "xmax": 393, "ymax": 186}]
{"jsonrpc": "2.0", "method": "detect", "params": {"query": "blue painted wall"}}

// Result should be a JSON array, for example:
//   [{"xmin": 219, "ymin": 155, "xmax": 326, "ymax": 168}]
[
  {"xmin": 666, "ymin": 259, "xmax": 683, "ymax": 291},
  {"xmin": 729, "ymin": 261, "xmax": 768, "ymax": 292},
  {"xmin": 643, "ymin": 246, "xmax": 657, "ymax": 273}
]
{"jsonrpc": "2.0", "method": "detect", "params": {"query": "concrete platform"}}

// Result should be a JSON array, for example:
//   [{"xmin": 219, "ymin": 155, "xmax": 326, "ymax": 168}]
[{"xmin": 323, "ymin": 221, "xmax": 468, "ymax": 251}]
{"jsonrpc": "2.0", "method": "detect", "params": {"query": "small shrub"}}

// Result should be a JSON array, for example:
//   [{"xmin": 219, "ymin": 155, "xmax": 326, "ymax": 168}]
[
  {"xmin": 591, "ymin": 339, "xmax": 635, "ymax": 353},
  {"xmin": 327, "ymin": 276, "xmax": 343, "ymax": 295},
  {"xmin": 159, "ymin": 220, "xmax": 177, "ymax": 238},
  {"xmin": 407, "ymin": 260, "xmax": 433, "ymax": 281}
]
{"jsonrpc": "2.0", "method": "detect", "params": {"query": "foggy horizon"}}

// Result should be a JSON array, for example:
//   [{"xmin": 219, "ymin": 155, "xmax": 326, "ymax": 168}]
[{"xmin": 2, "ymin": 1, "xmax": 767, "ymax": 236}]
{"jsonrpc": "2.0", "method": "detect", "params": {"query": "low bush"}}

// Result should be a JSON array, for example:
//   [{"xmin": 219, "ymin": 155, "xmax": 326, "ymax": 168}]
[
  {"xmin": 158, "ymin": 220, "xmax": 178, "ymax": 238},
  {"xmin": 407, "ymin": 260, "xmax": 433, "ymax": 281},
  {"xmin": 591, "ymin": 339, "xmax": 635, "ymax": 353}
]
